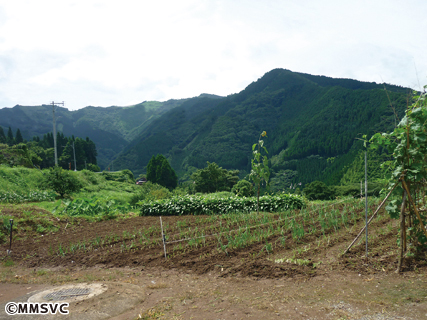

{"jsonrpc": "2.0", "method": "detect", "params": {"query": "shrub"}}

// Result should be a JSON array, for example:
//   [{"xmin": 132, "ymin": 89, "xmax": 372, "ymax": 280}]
[
  {"xmin": 130, "ymin": 182, "xmax": 172, "ymax": 206},
  {"xmin": 232, "ymin": 180, "xmax": 254, "ymax": 197},
  {"xmin": 41, "ymin": 166, "xmax": 82, "ymax": 198},
  {"xmin": 303, "ymin": 181, "xmax": 335, "ymax": 201}
]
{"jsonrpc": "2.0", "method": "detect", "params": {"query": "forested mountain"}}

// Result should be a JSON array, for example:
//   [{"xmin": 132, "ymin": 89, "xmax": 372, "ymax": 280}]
[
  {"xmin": 0, "ymin": 99, "xmax": 192, "ymax": 168},
  {"xmin": 0, "ymin": 68, "xmax": 410, "ymax": 188},
  {"xmin": 112, "ymin": 69, "xmax": 409, "ymax": 187}
]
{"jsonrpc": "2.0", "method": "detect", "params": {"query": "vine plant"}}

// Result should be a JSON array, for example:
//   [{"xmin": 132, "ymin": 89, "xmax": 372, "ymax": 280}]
[
  {"xmin": 249, "ymin": 131, "xmax": 270, "ymax": 214},
  {"xmin": 370, "ymin": 86, "xmax": 427, "ymax": 271}
]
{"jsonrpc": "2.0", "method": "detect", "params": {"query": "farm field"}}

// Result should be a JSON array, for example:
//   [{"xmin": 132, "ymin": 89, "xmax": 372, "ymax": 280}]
[{"xmin": 1, "ymin": 199, "xmax": 427, "ymax": 319}]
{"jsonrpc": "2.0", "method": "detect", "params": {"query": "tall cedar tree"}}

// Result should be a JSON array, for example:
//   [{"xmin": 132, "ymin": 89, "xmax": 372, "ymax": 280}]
[
  {"xmin": 15, "ymin": 128, "xmax": 23, "ymax": 144},
  {"xmin": 0, "ymin": 126, "xmax": 5, "ymax": 143},
  {"xmin": 7, "ymin": 127, "xmax": 14, "ymax": 145},
  {"xmin": 146, "ymin": 154, "xmax": 178, "ymax": 190}
]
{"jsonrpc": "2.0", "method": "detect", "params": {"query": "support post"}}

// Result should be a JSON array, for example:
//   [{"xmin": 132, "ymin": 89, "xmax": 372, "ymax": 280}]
[
  {"xmin": 7, "ymin": 219, "xmax": 13, "ymax": 255},
  {"xmin": 396, "ymin": 189, "xmax": 407, "ymax": 273},
  {"xmin": 365, "ymin": 151, "xmax": 368, "ymax": 260},
  {"xmin": 160, "ymin": 217, "xmax": 167, "ymax": 259}
]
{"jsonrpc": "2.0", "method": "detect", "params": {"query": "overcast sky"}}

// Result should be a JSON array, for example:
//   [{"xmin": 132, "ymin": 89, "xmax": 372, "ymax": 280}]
[{"xmin": 0, "ymin": 0, "xmax": 426, "ymax": 111}]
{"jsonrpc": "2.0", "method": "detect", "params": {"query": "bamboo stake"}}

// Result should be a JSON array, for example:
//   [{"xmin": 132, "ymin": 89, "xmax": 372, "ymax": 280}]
[
  {"xmin": 396, "ymin": 189, "xmax": 407, "ymax": 273},
  {"xmin": 343, "ymin": 181, "xmax": 399, "ymax": 255}
]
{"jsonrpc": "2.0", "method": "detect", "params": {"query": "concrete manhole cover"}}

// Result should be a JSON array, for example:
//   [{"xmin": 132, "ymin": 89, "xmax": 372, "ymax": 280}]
[{"xmin": 28, "ymin": 283, "xmax": 107, "ymax": 303}]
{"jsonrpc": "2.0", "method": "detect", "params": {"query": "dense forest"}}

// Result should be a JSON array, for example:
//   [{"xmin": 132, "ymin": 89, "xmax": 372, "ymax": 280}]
[
  {"xmin": 0, "ymin": 68, "xmax": 411, "ymax": 189},
  {"xmin": 0, "ymin": 126, "xmax": 99, "ymax": 171},
  {"xmin": 112, "ymin": 69, "xmax": 409, "ymax": 188}
]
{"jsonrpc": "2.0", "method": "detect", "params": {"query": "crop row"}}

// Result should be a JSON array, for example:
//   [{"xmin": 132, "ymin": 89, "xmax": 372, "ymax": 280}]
[
  {"xmin": 138, "ymin": 193, "xmax": 305, "ymax": 216},
  {"xmin": 56, "ymin": 197, "xmax": 382, "ymax": 258},
  {"xmin": 0, "ymin": 190, "xmax": 56, "ymax": 204}
]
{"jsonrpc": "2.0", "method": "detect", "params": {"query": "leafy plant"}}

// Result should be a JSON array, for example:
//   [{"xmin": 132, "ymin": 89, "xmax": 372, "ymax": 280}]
[
  {"xmin": 303, "ymin": 181, "xmax": 335, "ymax": 200},
  {"xmin": 139, "ymin": 193, "xmax": 304, "ymax": 216},
  {"xmin": 41, "ymin": 166, "xmax": 82, "ymax": 198},
  {"xmin": 370, "ymin": 87, "xmax": 427, "ymax": 253},
  {"xmin": 249, "ymin": 131, "xmax": 270, "ymax": 213},
  {"xmin": 232, "ymin": 179, "xmax": 254, "ymax": 197}
]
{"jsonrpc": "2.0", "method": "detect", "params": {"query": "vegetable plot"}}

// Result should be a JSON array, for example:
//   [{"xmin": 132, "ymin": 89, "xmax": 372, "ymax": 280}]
[{"xmin": 138, "ymin": 193, "xmax": 305, "ymax": 216}]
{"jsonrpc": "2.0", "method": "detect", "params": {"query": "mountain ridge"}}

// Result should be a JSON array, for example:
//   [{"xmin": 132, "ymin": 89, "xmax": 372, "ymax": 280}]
[{"xmin": 0, "ymin": 68, "xmax": 411, "ymax": 187}]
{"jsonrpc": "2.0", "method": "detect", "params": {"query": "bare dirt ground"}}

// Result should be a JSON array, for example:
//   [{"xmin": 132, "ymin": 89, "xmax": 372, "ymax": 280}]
[{"xmin": 1, "ymin": 204, "xmax": 427, "ymax": 319}]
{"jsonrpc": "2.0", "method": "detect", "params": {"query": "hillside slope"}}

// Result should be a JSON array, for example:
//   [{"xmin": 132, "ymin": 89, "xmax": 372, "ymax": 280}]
[
  {"xmin": 113, "ymin": 69, "xmax": 409, "ymax": 185},
  {"xmin": 0, "ymin": 99, "xmax": 188, "ymax": 169}
]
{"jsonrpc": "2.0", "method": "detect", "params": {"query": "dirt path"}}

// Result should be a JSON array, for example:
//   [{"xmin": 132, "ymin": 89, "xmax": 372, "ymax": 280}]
[{"xmin": 1, "ymin": 264, "xmax": 426, "ymax": 319}]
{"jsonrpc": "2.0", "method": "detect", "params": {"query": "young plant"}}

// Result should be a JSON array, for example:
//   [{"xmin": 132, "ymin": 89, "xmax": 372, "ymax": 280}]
[{"xmin": 249, "ymin": 131, "xmax": 270, "ymax": 214}]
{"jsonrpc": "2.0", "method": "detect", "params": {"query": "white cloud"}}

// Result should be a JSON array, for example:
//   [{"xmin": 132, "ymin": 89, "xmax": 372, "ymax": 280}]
[{"xmin": 0, "ymin": 0, "xmax": 426, "ymax": 110}]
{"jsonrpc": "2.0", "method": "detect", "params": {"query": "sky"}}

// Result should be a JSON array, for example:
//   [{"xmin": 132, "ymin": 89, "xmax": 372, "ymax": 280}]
[{"xmin": 0, "ymin": 0, "xmax": 426, "ymax": 111}]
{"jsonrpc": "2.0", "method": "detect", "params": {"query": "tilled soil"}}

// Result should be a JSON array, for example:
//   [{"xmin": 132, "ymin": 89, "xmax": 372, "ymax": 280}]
[{"xmin": 1, "ymin": 204, "xmax": 427, "ymax": 319}]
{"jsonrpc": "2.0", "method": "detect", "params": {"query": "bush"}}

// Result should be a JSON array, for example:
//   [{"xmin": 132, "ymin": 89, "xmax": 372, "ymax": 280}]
[
  {"xmin": 86, "ymin": 163, "xmax": 101, "ymax": 172},
  {"xmin": 130, "ymin": 182, "xmax": 172, "ymax": 206},
  {"xmin": 232, "ymin": 180, "xmax": 254, "ymax": 197},
  {"xmin": 335, "ymin": 182, "xmax": 383, "ymax": 198},
  {"xmin": 41, "ymin": 166, "xmax": 82, "ymax": 198},
  {"xmin": 303, "ymin": 181, "xmax": 335, "ymax": 201},
  {"xmin": 101, "ymin": 170, "xmax": 134, "ymax": 183}
]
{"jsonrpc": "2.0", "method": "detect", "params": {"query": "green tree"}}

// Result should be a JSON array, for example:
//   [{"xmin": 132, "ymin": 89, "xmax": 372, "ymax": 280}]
[
  {"xmin": 41, "ymin": 166, "xmax": 82, "ymax": 198},
  {"xmin": 249, "ymin": 131, "xmax": 270, "ymax": 213},
  {"xmin": 231, "ymin": 179, "xmax": 254, "ymax": 197},
  {"xmin": 303, "ymin": 180, "xmax": 335, "ymax": 200},
  {"xmin": 15, "ymin": 128, "xmax": 23, "ymax": 144},
  {"xmin": 0, "ymin": 127, "xmax": 6, "ymax": 144},
  {"xmin": 191, "ymin": 161, "xmax": 239, "ymax": 193},
  {"xmin": 146, "ymin": 154, "xmax": 178, "ymax": 190},
  {"xmin": 6, "ymin": 127, "xmax": 14, "ymax": 145}
]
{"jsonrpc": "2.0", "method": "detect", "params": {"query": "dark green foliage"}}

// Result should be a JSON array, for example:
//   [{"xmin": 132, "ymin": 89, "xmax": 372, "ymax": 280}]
[
  {"xmin": 15, "ymin": 129, "xmax": 23, "ymax": 144},
  {"xmin": 231, "ymin": 179, "xmax": 254, "ymax": 197},
  {"xmin": 146, "ymin": 154, "xmax": 178, "ymax": 190},
  {"xmin": 191, "ymin": 162, "xmax": 239, "ymax": 193},
  {"xmin": 303, "ymin": 181, "xmax": 335, "ymax": 201},
  {"xmin": 0, "ymin": 101, "xmax": 186, "ymax": 170},
  {"xmin": 101, "ymin": 169, "xmax": 134, "ymax": 183},
  {"xmin": 0, "ymin": 126, "xmax": 98, "ymax": 170},
  {"xmin": 86, "ymin": 163, "xmax": 101, "ymax": 172},
  {"xmin": 0, "ymin": 69, "xmax": 410, "ymax": 180},
  {"xmin": 0, "ymin": 127, "xmax": 5, "ymax": 144},
  {"xmin": 370, "ymin": 89, "xmax": 427, "ymax": 248},
  {"xmin": 0, "ymin": 143, "xmax": 34, "ymax": 168},
  {"xmin": 129, "ymin": 181, "xmax": 172, "ymax": 206},
  {"xmin": 334, "ymin": 182, "xmax": 383, "ymax": 198},
  {"xmin": 113, "ymin": 69, "xmax": 408, "ymax": 186},
  {"xmin": 7, "ymin": 127, "xmax": 13, "ymax": 145},
  {"xmin": 42, "ymin": 166, "xmax": 82, "ymax": 198}
]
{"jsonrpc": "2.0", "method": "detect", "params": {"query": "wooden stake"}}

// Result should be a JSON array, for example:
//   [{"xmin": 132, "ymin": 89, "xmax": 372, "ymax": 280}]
[
  {"xmin": 160, "ymin": 217, "xmax": 167, "ymax": 259},
  {"xmin": 396, "ymin": 189, "xmax": 407, "ymax": 273}
]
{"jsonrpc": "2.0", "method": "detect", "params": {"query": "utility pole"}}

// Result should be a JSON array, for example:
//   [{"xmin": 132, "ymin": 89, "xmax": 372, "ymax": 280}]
[{"xmin": 51, "ymin": 101, "xmax": 64, "ymax": 166}]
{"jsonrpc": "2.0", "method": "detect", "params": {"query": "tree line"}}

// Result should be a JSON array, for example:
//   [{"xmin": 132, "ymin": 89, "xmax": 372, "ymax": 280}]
[{"xmin": 0, "ymin": 126, "xmax": 99, "ymax": 171}]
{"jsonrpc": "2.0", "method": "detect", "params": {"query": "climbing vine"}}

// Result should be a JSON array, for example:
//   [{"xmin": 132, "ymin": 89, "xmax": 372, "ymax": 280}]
[{"xmin": 370, "ymin": 87, "xmax": 427, "ymax": 266}]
